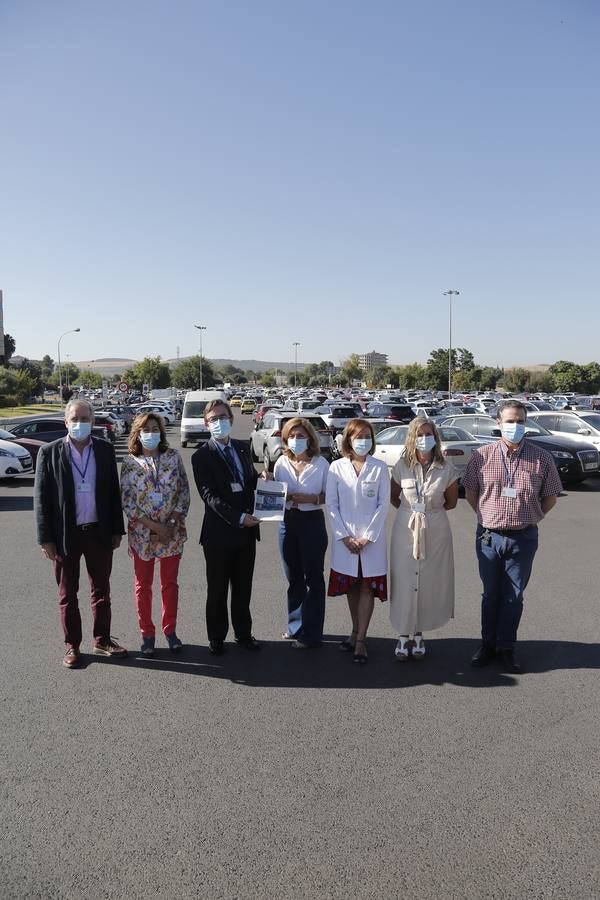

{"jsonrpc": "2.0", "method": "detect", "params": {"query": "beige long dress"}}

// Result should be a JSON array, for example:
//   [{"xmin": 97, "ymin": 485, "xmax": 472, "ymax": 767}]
[{"xmin": 389, "ymin": 454, "xmax": 458, "ymax": 634}]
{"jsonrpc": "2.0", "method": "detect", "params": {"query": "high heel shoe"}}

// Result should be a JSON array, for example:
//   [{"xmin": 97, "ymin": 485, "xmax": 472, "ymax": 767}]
[
  {"xmin": 412, "ymin": 635, "xmax": 426, "ymax": 660},
  {"xmin": 353, "ymin": 639, "xmax": 368, "ymax": 664},
  {"xmin": 340, "ymin": 629, "xmax": 358, "ymax": 652},
  {"xmin": 394, "ymin": 636, "xmax": 411, "ymax": 661}
]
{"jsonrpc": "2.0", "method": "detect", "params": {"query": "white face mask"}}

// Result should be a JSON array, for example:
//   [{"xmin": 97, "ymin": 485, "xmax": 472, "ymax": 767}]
[
  {"xmin": 351, "ymin": 437, "xmax": 372, "ymax": 456},
  {"xmin": 416, "ymin": 435, "xmax": 436, "ymax": 453},
  {"xmin": 67, "ymin": 422, "xmax": 92, "ymax": 441}
]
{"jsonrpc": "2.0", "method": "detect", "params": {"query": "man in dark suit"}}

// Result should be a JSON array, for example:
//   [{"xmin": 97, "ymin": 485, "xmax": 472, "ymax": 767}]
[
  {"xmin": 191, "ymin": 399, "xmax": 261, "ymax": 654},
  {"xmin": 34, "ymin": 399, "xmax": 127, "ymax": 668}
]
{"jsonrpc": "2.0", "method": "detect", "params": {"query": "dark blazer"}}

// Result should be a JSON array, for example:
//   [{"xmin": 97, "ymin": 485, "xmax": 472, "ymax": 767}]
[
  {"xmin": 191, "ymin": 438, "xmax": 260, "ymax": 547},
  {"xmin": 34, "ymin": 436, "xmax": 125, "ymax": 558}
]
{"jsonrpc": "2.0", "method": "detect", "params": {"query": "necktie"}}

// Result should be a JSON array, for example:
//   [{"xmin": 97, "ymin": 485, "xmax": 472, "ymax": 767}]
[{"xmin": 224, "ymin": 444, "xmax": 241, "ymax": 483}]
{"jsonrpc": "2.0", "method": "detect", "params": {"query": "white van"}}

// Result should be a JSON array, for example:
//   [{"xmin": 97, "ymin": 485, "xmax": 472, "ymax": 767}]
[{"xmin": 180, "ymin": 390, "xmax": 227, "ymax": 447}]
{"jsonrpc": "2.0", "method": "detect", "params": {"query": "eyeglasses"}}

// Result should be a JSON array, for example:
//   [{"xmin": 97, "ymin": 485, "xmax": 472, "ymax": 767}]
[{"xmin": 206, "ymin": 414, "xmax": 230, "ymax": 424}]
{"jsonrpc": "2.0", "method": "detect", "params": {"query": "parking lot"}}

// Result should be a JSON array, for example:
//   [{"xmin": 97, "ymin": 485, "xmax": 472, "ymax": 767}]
[{"xmin": 1, "ymin": 418, "xmax": 599, "ymax": 899}]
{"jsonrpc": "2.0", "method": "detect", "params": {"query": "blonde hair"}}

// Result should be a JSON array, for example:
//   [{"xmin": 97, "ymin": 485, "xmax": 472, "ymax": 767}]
[
  {"xmin": 340, "ymin": 418, "xmax": 376, "ymax": 458},
  {"xmin": 403, "ymin": 416, "xmax": 444, "ymax": 468},
  {"xmin": 128, "ymin": 413, "xmax": 169, "ymax": 456},
  {"xmin": 281, "ymin": 417, "xmax": 320, "ymax": 458}
]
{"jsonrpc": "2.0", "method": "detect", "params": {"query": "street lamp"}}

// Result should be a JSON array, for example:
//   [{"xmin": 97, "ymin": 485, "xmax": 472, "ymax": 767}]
[
  {"xmin": 194, "ymin": 324, "xmax": 207, "ymax": 389},
  {"xmin": 442, "ymin": 291, "xmax": 460, "ymax": 394},
  {"xmin": 292, "ymin": 341, "xmax": 300, "ymax": 388},
  {"xmin": 57, "ymin": 328, "xmax": 80, "ymax": 402}
]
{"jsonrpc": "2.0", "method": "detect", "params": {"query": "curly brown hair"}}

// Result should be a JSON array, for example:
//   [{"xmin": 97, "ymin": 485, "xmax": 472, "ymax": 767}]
[
  {"xmin": 128, "ymin": 413, "xmax": 169, "ymax": 456},
  {"xmin": 281, "ymin": 417, "xmax": 321, "ymax": 458}
]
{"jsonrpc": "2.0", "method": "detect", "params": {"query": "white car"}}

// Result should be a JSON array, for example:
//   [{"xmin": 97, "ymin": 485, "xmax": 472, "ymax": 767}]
[
  {"xmin": 527, "ymin": 411, "xmax": 600, "ymax": 451},
  {"xmin": 0, "ymin": 439, "xmax": 33, "ymax": 478},
  {"xmin": 94, "ymin": 410, "xmax": 126, "ymax": 437},
  {"xmin": 133, "ymin": 404, "xmax": 177, "ymax": 426},
  {"xmin": 372, "ymin": 424, "xmax": 481, "ymax": 481}
]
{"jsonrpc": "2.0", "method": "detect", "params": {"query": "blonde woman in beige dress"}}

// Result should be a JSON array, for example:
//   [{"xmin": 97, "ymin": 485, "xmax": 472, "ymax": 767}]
[{"xmin": 389, "ymin": 417, "xmax": 458, "ymax": 660}]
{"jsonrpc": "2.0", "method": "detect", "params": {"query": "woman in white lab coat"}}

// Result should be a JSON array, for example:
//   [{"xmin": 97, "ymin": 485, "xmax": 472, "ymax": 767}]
[{"xmin": 325, "ymin": 419, "xmax": 390, "ymax": 664}]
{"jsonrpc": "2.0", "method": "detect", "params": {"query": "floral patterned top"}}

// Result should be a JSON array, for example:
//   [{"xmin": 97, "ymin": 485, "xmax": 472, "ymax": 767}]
[{"xmin": 120, "ymin": 448, "xmax": 191, "ymax": 560}]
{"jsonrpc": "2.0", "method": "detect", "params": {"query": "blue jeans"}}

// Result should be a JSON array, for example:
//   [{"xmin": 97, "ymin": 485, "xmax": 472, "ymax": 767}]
[
  {"xmin": 278, "ymin": 509, "xmax": 328, "ymax": 646},
  {"xmin": 476, "ymin": 524, "xmax": 539, "ymax": 650}
]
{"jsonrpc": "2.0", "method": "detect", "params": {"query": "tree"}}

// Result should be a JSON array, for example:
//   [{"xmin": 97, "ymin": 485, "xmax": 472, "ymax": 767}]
[
  {"xmin": 4, "ymin": 334, "xmax": 16, "ymax": 363},
  {"xmin": 171, "ymin": 356, "xmax": 217, "ymax": 390},
  {"xmin": 526, "ymin": 371, "xmax": 553, "ymax": 394},
  {"xmin": 548, "ymin": 360, "xmax": 586, "ymax": 393},
  {"xmin": 426, "ymin": 348, "xmax": 456, "ymax": 390},
  {"xmin": 132, "ymin": 357, "xmax": 171, "ymax": 389},
  {"xmin": 0, "ymin": 367, "xmax": 19, "ymax": 406},
  {"xmin": 502, "ymin": 368, "xmax": 531, "ymax": 393},
  {"xmin": 40, "ymin": 354, "xmax": 54, "ymax": 380},
  {"xmin": 121, "ymin": 367, "xmax": 142, "ymax": 390},
  {"xmin": 582, "ymin": 362, "xmax": 600, "ymax": 394},
  {"xmin": 451, "ymin": 369, "xmax": 475, "ymax": 391},
  {"xmin": 456, "ymin": 348, "xmax": 475, "ymax": 371},
  {"xmin": 339, "ymin": 354, "xmax": 364, "ymax": 386},
  {"xmin": 477, "ymin": 366, "xmax": 503, "ymax": 391},
  {"xmin": 78, "ymin": 369, "xmax": 103, "ymax": 388},
  {"xmin": 366, "ymin": 365, "xmax": 393, "ymax": 388},
  {"xmin": 393, "ymin": 363, "xmax": 427, "ymax": 389}
]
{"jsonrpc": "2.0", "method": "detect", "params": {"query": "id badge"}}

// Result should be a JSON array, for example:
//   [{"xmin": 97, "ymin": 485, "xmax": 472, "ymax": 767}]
[
  {"xmin": 77, "ymin": 482, "xmax": 91, "ymax": 494},
  {"xmin": 502, "ymin": 487, "xmax": 517, "ymax": 499},
  {"xmin": 361, "ymin": 482, "xmax": 376, "ymax": 499},
  {"xmin": 412, "ymin": 501, "xmax": 425, "ymax": 513},
  {"xmin": 149, "ymin": 491, "xmax": 163, "ymax": 505},
  {"xmin": 231, "ymin": 482, "xmax": 243, "ymax": 493}
]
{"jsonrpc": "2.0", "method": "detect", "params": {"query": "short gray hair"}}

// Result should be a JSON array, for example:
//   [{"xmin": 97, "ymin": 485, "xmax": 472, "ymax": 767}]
[
  {"xmin": 496, "ymin": 399, "xmax": 527, "ymax": 419},
  {"xmin": 65, "ymin": 398, "xmax": 94, "ymax": 418}
]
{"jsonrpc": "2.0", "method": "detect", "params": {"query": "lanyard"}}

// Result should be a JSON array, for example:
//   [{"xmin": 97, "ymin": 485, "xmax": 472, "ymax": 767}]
[
  {"xmin": 498, "ymin": 443, "xmax": 523, "ymax": 488},
  {"xmin": 70, "ymin": 444, "xmax": 92, "ymax": 482},
  {"xmin": 144, "ymin": 454, "xmax": 161, "ymax": 488},
  {"xmin": 414, "ymin": 463, "xmax": 433, "ymax": 500}
]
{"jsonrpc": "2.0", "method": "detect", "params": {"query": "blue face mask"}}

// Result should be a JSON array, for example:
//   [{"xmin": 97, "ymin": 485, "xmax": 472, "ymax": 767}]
[
  {"xmin": 287, "ymin": 437, "xmax": 308, "ymax": 456},
  {"xmin": 501, "ymin": 422, "xmax": 525, "ymax": 443},
  {"xmin": 140, "ymin": 431, "xmax": 161, "ymax": 450},
  {"xmin": 68, "ymin": 422, "xmax": 92, "ymax": 442},
  {"xmin": 416, "ymin": 435, "xmax": 436, "ymax": 453},
  {"xmin": 351, "ymin": 437, "xmax": 372, "ymax": 456},
  {"xmin": 209, "ymin": 417, "xmax": 232, "ymax": 439}
]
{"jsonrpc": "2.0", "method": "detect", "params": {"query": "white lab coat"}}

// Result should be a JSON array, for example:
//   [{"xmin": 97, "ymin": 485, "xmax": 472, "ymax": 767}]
[{"xmin": 326, "ymin": 456, "xmax": 390, "ymax": 577}]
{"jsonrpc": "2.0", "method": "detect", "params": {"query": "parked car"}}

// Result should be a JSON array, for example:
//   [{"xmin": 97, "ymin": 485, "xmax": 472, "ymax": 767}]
[
  {"xmin": 179, "ymin": 389, "xmax": 228, "ymax": 447},
  {"xmin": 250, "ymin": 411, "xmax": 334, "ymax": 471},
  {"xmin": 229, "ymin": 395, "xmax": 243, "ymax": 407},
  {"xmin": 7, "ymin": 417, "xmax": 109, "ymax": 444},
  {"xmin": 365, "ymin": 403, "xmax": 416, "ymax": 423},
  {"xmin": 0, "ymin": 427, "xmax": 44, "ymax": 471},
  {"xmin": 240, "ymin": 399, "xmax": 257, "ymax": 415},
  {"xmin": 332, "ymin": 418, "xmax": 399, "ymax": 459},
  {"xmin": 318, "ymin": 404, "xmax": 364, "ymax": 437},
  {"xmin": 103, "ymin": 404, "xmax": 136, "ymax": 432},
  {"xmin": 132, "ymin": 404, "xmax": 177, "ymax": 426},
  {"xmin": 372, "ymin": 424, "xmax": 481, "ymax": 482},
  {"xmin": 439, "ymin": 414, "xmax": 599, "ymax": 483},
  {"xmin": 527, "ymin": 411, "xmax": 600, "ymax": 451},
  {"xmin": 94, "ymin": 410, "xmax": 126, "ymax": 437},
  {"xmin": 0, "ymin": 437, "xmax": 33, "ymax": 478}
]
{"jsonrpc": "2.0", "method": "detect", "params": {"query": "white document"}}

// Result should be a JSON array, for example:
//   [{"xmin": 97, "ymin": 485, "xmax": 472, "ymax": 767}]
[{"xmin": 253, "ymin": 480, "xmax": 288, "ymax": 522}]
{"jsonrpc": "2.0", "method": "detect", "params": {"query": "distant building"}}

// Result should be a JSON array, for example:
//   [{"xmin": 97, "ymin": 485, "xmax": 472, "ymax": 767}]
[{"xmin": 358, "ymin": 350, "xmax": 388, "ymax": 372}]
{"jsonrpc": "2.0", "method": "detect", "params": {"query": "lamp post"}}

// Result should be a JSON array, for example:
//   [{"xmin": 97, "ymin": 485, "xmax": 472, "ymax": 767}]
[
  {"xmin": 442, "ymin": 291, "xmax": 460, "ymax": 394},
  {"xmin": 194, "ymin": 324, "xmax": 207, "ymax": 389},
  {"xmin": 57, "ymin": 328, "xmax": 80, "ymax": 402},
  {"xmin": 292, "ymin": 341, "xmax": 300, "ymax": 388}
]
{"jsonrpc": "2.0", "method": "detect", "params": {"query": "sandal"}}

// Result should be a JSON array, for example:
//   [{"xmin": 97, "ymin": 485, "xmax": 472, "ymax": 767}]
[
  {"xmin": 281, "ymin": 631, "xmax": 295, "ymax": 640},
  {"xmin": 412, "ymin": 635, "xmax": 426, "ymax": 660},
  {"xmin": 394, "ymin": 636, "xmax": 411, "ymax": 661},
  {"xmin": 340, "ymin": 629, "xmax": 358, "ymax": 652},
  {"xmin": 353, "ymin": 639, "xmax": 368, "ymax": 665}
]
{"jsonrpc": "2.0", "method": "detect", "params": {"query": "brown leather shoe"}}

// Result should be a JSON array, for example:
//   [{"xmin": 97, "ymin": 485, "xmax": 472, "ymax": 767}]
[
  {"xmin": 93, "ymin": 638, "xmax": 128, "ymax": 657},
  {"xmin": 63, "ymin": 648, "xmax": 81, "ymax": 668}
]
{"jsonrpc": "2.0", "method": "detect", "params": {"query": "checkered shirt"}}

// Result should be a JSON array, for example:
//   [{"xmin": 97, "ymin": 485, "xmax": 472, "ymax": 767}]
[{"xmin": 462, "ymin": 439, "xmax": 562, "ymax": 529}]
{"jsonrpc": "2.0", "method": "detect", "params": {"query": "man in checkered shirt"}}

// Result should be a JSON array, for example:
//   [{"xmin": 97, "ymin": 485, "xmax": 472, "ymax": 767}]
[{"xmin": 462, "ymin": 399, "xmax": 562, "ymax": 673}]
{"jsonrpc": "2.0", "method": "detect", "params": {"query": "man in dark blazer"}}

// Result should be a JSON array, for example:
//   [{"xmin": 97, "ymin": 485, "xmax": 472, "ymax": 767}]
[
  {"xmin": 34, "ymin": 399, "xmax": 127, "ymax": 668},
  {"xmin": 191, "ymin": 399, "xmax": 261, "ymax": 654}
]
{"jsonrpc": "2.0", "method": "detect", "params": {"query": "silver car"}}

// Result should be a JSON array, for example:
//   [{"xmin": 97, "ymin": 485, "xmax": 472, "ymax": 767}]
[{"xmin": 250, "ymin": 411, "xmax": 334, "ymax": 471}]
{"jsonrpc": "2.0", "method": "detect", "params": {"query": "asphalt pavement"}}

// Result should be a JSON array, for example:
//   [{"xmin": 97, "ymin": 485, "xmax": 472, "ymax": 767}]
[{"xmin": 1, "ymin": 417, "xmax": 599, "ymax": 899}]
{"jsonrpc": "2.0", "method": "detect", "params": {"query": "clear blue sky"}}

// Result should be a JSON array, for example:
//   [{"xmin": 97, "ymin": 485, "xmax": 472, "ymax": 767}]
[{"xmin": 1, "ymin": 0, "xmax": 598, "ymax": 369}]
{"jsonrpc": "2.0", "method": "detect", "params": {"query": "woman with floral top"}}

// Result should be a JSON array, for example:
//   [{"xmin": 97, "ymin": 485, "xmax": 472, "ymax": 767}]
[{"xmin": 120, "ymin": 413, "xmax": 190, "ymax": 656}]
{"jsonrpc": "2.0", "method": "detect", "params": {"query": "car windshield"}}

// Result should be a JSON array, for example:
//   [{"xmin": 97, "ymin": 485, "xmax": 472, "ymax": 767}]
[
  {"xmin": 523, "ymin": 420, "xmax": 550, "ymax": 436},
  {"xmin": 376, "ymin": 426, "xmax": 408, "ymax": 445},
  {"xmin": 578, "ymin": 414, "xmax": 600, "ymax": 431},
  {"xmin": 182, "ymin": 401, "xmax": 208, "ymax": 418},
  {"xmin": 439, "ymin": 427, "xmax": 474, "ymax": 442},
  {"xmin": 0, "ymin": 428, "xmax": 16, "ymax": 440}
]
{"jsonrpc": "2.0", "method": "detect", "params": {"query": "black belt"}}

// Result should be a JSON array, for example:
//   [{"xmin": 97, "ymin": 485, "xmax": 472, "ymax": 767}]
[
  {"xmin": 485, "ymin": 526, "xmax": 534, "ymax": 536},
  {"xmin": 285, "ymin": 507, "xmax": 323, "ymax": 515},
  {"xmin": 77, "ymin": 523, "xmax": 98, "ymax": 532}
]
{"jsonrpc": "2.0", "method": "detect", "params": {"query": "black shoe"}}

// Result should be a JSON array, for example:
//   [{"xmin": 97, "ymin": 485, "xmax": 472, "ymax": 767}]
[
  {"xmin": 497, "ymin": 649, "xmax": 522, "ymax": 673},
  {"xmin": 236, "ymin": 636, "xmax": 261, "ymax": 651},
  {"xmin": 471, "ymin": 644, "xmax": 496, "ymax": 667},
  {"xmin": 209, "ymin": 641, "xmax": 226, "ymax": 655}
]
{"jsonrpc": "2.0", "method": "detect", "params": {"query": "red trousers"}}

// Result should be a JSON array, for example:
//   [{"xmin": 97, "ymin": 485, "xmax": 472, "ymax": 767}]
[
  {"xmin": 54, "ymin": 529, "xmax": 113, "ymax": 649},
  {"xmin": 133, "ymin": 551, "xmax": 181, "ymax": 638}
]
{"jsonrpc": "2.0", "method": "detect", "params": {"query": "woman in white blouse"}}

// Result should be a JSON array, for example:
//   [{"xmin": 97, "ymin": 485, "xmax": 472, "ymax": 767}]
[
  {"xmin": 273, "ymin": 417, "xmax": 329, "ymax": 648},
  {"xmin": 326, "ymin": 419, "xmax": 390, "ymax": 664}
]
